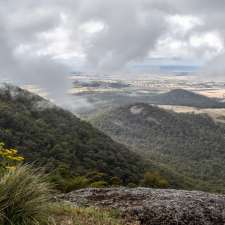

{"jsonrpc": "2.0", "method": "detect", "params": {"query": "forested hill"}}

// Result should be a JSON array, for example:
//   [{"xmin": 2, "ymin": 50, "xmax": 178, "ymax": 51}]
[
  {"xmin": 0, "ymin": 85, "xmax": 147, "ymax": 186},
  {"xmin": 91, "ymin": 103, "xmax": 225, "ymax": 192},
  {"xmin": 150, "ymin": 89, "xmax": 225, "ymax": 108}
]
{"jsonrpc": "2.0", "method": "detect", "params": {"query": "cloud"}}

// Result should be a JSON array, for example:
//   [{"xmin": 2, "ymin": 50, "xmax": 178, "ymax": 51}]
[
  {"xmin": 1, "ymin": 0, "xmax": 225, "ymax": 102},
  {"xmin": 0, "ymin": 1, "xmax": 71, "ymax": 101},
  {"xmin": 81, "ymin": 0, "xmax": 168, "ymax": 71},
  {"xmin": 199, "ymin": 53, "xmax": 225, "ymax": 80}
]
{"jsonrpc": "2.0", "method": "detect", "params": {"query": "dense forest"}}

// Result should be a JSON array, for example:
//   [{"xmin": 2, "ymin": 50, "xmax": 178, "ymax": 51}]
[
  {"xmin": 92, "ymin": 103, "xmax": 225, "ymax": 192},
  {"xmin": 1, "ymin": 84, "xmax": 224, "ymax": 193},
  {"xmin": 0, "ymin": 85, "xmax": 149, "ymax": 190}
]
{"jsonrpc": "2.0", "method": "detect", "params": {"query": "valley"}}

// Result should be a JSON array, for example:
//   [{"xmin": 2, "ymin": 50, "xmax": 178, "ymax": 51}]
[
  {"xmin": 69, "ymin": 73, "xmax": 225, "ymax": 98},
  {"xmin": 69, "ymin": 74, "xmax": 225, "ymax": 121},
  {"xmin": 65, "ymin": 74, "xmax": 225, "ymax": 193}
]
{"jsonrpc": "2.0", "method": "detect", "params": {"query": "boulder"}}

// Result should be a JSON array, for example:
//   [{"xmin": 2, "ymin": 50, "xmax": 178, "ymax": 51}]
[{"xmin": 62, "ymin": 187, "xmax": 225, "ymax": 225}]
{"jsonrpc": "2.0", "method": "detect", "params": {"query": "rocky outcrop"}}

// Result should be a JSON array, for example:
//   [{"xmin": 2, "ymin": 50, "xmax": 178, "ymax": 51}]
[{"xmin": 62, "ymin": 187, "xmax": 225, "ymax": 225}]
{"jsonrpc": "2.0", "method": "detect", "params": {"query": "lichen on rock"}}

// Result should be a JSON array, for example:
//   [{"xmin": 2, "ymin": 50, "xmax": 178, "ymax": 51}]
[{"xmin": 62, "ymin": 187, "xmax": 225, "ymax": 225}]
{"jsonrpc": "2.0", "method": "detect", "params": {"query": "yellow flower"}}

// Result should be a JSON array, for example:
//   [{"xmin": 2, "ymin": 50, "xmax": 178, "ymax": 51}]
[{"xmin": 0, "ymin": 142, "xmax": 24, "ymax": 168}]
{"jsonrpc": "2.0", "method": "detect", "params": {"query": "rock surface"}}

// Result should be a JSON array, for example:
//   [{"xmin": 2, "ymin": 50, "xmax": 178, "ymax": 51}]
[{"xmin": 62, "ymin": 187, "xmax": 225, "ymax": 225}]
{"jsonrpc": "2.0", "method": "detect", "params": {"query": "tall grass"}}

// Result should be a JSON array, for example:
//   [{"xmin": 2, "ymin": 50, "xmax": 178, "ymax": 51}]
[
  {"xmin": 49, "ymin": 203, "xmax": 139, "ymax": 225},
  {"xmin": 0, "ymin": 165, "xmax": 139, "ymax": 225},
  {"xmin": 0, "ymin": 165, "xmax": 53, "ymax": 225}
]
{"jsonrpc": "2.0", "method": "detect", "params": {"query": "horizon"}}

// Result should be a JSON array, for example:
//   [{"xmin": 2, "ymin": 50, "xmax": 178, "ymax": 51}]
[{"xmin": 1, "ymin": 1, "xmax": 225, "ymax": 102}]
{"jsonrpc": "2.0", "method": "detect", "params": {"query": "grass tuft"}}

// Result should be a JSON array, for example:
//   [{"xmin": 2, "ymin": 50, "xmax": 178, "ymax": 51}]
[
  {"xmin": 0, "ymin": 165, "xmax": 53, "ymax": 225},
  {"xmin": 49, "ymin": 203, "xmax": 139, "ymax": 225},
  {"xmin": 0, "ymin": 164, "xmax": 138, "ymax": 225}
]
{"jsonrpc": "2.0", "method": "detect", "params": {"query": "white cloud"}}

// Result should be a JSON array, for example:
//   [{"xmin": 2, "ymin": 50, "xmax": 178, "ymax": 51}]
[
  {"xmin": 79, "ymin": 21, "xmax": 105, "ymax": 34},
  {"xmin": 167, "ymin": 15, "xmax": 203, "ymax": 35},
  {"xmin": 1, "ymin": 0, "xmax": 225, "ymax": 99},
  {"xmin": 189, "ymin": 32, "xmax": 224, "ymax": 51}
]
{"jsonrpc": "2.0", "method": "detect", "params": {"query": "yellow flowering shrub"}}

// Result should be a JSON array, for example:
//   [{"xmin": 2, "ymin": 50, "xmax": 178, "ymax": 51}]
[{"xmin": 0, "ymin": 142, "xmax": 24, "ymax": 171}]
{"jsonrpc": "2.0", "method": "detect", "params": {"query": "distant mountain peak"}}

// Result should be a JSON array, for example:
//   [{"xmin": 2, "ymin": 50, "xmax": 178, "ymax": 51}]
[
  {"xmin": 166, "ymin": 88, "xmax": 199, "ymax": 95},
  {"xmin": 151, "ymin": 88, "xmax": 225, "ymax": 108}
]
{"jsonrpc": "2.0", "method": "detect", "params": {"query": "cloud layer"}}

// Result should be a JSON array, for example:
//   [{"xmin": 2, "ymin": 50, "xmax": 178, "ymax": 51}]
[{"xmin": 0, "ymin": 0, "xmax": 225, "ymax": 100}]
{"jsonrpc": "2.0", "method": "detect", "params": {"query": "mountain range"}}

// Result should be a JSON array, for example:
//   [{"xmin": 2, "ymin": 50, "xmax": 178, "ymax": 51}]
[{"xmin": 1, "ymin": 84, "xmax": 225, "ymax": 192}]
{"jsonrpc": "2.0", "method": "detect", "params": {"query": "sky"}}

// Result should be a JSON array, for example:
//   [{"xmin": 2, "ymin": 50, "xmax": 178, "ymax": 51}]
[{"xmin": 0, "ymin": 0, "xmax": 225, "ymax": 100}]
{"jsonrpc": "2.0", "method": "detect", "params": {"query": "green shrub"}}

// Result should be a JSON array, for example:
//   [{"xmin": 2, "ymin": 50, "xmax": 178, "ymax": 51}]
[
  {"xmin": 143, "ymin": 171, "xmax": 169, "ymax": 188},
  {"xmin": 90, "ymin": 181, "xmax": 108, "ymax": 188},
  {"xmin": 64, "ymin": 176, "xmax": 90, "ymax": 192},
  {"xmin": 0, "ymin": 165, "xmax": 53, "ymax": 225},
  {"xmin": 111, "ymin": 176, "xmax": 122, "ymax": 186},
  {"xmin": 86, "ymin": 171, "xmax": 108, "ymax": 183},
  {"xmin": 127, "ymin": 182, "xmax": 137, "ymax": 188}
]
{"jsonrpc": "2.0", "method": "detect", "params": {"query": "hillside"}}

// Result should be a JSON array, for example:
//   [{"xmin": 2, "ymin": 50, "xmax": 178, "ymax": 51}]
[
  {"xmin": 0, "ymin": 84, "xmax": 148, "ymax": 187},
  {"xmin": 150, "ymin": 89, "xmax": 225, "ymax": 108},
  {"xmin": 91, "ymin": 103, "xmax": 225, "ymax": 192},
  {"xmin": 75, "ymin": 89, "xmax": 225, "ymax": 120}
]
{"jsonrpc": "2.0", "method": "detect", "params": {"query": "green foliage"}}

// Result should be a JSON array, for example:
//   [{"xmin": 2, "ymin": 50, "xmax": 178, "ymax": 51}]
[
  {"xmin": 143, "ymin": 171, "xmax": 169, "ymax": 188},
  {"xmin": 127, "ymin": 183, "xmax": 137, "ymax": 188},
  {"xmin": 86, "ymin": 171, "xmax": 108, "ymax": 183},
  {"xmin": 63, "ymin": 176, "xmax": 90, "ymax": 193},
  {"xmin": 90, "ymin": 180, "xmax": 108, "ymax": 188},
  {"xmin": 111, "ymin": 176, "xmax": 122, "ymax": 186},
  {"xmin": 52, "ymin": 172, "xmax": 111, "ymax": 192},
  {"xmin": 49, "ymin": 203, "xmax": 137, "ymax": 225},
  {"xmin": 92, "ymin": 103, "xmax": 225, "ymax": 192},
  {"xmin": 0, "ymin": 164, "xmax": 52, "ymax": 225},
  {"xmin": 0, "ymin": 85, "xmax": 146, "ymax": 188}
]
